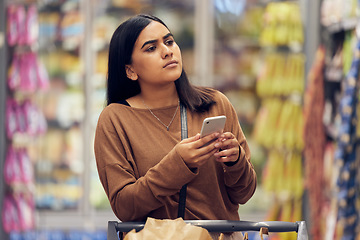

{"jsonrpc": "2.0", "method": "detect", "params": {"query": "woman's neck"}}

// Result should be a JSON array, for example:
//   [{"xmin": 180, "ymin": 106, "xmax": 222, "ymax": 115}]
[
  {"xmin": 128, "ymin": 83, "xmax": 179, "ymax": 109},
  {"xmin": 141, "ymin": 89, "xmax": 178, "ymax": 108}
]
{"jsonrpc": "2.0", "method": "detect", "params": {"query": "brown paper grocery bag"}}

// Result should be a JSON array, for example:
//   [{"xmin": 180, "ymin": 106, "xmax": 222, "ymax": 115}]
[{"xmin": 124, "ymin": 217, "xmax": 213, "ymax": 240}]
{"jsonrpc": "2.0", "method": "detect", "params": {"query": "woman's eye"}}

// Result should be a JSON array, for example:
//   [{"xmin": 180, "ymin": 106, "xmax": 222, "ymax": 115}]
[
  {"xmin": 146, "ymin": 46, "xmax": 156, "ymax": 52},
  {"xmin": 165, "ymin": 40, "xmax": 174, "ymax": 46}
]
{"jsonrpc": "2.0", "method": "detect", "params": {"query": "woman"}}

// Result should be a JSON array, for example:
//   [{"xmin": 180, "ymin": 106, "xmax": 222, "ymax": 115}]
[{"xmin": 94, "ymin": 14, "xmax": 256, "ymax": 237}]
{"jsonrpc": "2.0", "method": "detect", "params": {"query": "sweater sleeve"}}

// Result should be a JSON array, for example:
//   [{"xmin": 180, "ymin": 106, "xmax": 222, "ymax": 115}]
[
  {"xmin": 217, "ymin": 92, "xmax": 257, "ymax": 205},
  {"xmin": 94, "ymin": 107, "xmax": 197, "ymax": 221}
]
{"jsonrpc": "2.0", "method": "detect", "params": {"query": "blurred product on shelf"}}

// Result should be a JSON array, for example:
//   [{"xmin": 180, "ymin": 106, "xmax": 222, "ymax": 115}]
[
  {"xmin": 6, "ymin": 4, "xmax": 38, "ymax": 47},
  {"xmin": 253, "ymin": 99, "xmax": 304, "ymax": 151},
  {"xmin": 38, "ymin": 12, "xmax": 60, "ymax": 42},
  {"xmin": 40, "ymin": 50, "xmax": 82, "ymax": 78},
  {"xmin": 321, "ymin": 0, "xmax": 359, "ymax": 30},
  {"xmin": 4, "ymin": 146, "xmax": 34, "ymax": 185},
  {"xmin": 8, "ymin": 52, "xmax": 49, "ymax": 93},
  {"xmin": 59, "ymin": 10, "xmax": 84, "ymax": 50},
  {"xmin": 256, "ymin": 53, "xmax": 305, "ymax": 97},
  {"xmin": 332, "ymin": 39, "xmax": 360, "ymax": 240},
  {"xmin": 259, "ymin": 2, "xmax": 303, "ymax": 49},
  {"xmin": 2, "ymin": 3, "xmax": 48, "ymax": 237},
  {"xmin": 35, "ymin": 125, "xmax": 83, "ymax": 210},
  {"xmin": 303, "ymin": 46, "xmax": 326, "ymax": 240},
  {"xmin": 2, "ymin": 193, "xmax": 35, "ymax": 233}
]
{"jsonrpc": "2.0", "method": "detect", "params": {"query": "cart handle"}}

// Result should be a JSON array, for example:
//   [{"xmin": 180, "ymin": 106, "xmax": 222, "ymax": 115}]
[{"xmin": 108, "ymin": 220, "xmax": 308, "ymax": 240}]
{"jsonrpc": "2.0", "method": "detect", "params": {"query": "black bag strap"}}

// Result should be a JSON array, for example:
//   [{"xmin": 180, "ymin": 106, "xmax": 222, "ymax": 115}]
[{"xmin": 178, "ymin": 102, "xmax": 187, "ymax": 218}]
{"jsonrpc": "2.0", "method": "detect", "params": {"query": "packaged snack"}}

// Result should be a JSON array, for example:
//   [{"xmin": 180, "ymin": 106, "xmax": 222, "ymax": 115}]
[
  {"xmin": 4, "ymin": 145, "xmax": 22, "ymax": 184},
  {"xmin": 2, "ymin": 194, "xmax": 20, "ymax": 232},
  {"xmin": 5, "ymin": 99, "xmax": 18, "ymax": 139}
]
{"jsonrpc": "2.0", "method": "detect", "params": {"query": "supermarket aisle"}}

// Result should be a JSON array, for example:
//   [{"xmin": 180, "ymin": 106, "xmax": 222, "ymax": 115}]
[{"xmin": 1, "ymin": 0, "xmax": 360, "ymax": 240}]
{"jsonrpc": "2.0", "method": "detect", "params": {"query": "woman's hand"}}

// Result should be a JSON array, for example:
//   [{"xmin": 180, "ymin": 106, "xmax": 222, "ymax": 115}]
[
  {"xmin": 176, "ymin": 132, "xmax": 220, "ymax": 169},
  {"xmin": 213, "ymin": 132, "xmax": 240, "ymax": 163}
]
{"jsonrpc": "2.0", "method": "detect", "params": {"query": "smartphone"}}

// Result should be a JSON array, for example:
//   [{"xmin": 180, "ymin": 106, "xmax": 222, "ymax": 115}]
[{"xmin": 200, "ymin": 116, "xmax": 226, "ymax": 138}]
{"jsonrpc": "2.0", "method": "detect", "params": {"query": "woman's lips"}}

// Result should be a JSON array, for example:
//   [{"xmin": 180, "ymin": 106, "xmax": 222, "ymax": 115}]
[{"xmin": 163, "ymin": 60, "xmax": 178, "ymax": 68}]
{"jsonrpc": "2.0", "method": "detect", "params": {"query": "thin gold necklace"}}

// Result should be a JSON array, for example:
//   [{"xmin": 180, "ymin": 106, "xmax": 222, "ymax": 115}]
[{"xmin": 141, "ymin": 98, "xmax": 180, "ymax": 131}]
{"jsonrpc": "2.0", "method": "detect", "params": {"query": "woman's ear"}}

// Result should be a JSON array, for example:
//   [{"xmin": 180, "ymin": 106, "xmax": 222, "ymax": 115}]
[{"xmin": 125, "ymin": 65, "xmax": 138, "ymax": 81}]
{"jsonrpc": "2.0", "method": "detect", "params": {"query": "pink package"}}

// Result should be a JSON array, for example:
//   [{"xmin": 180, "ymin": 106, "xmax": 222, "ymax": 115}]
[
  {"xmin": 2, "ymin": 194, "xmax": 20, "ymax": 232},
  {"xmin": 15, "ymin": 193, "xmax": 35, "ymax": 231},
  {"xmin": 23, "ymin": 100, "xmax": 47, "ymax": 136},
  {"xmin": 4, "ymin": 145, "xmax": 22, "ymax": 184},
  {"xmin": 5, "ymin": 98, "xmax": 18, "ymax": 139},
  {"xmin": 20, "ymin": 53, "xmax": 37, "ymax": 93},
  {"xmin": 7, "ymin": 54, "xmax": 21, "ymax": 90}
]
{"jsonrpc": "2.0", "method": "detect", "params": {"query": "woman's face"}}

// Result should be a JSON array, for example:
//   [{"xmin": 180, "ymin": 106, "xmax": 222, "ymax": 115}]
[{"xmin": 126, "ymin": 21, "xmax": 183, "ymax": 87}]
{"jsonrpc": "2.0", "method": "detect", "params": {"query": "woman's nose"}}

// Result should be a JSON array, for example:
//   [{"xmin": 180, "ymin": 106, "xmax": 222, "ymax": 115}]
[{"xmin": 161, "ymin": 44, "xmax": 173, "ymax": 58}]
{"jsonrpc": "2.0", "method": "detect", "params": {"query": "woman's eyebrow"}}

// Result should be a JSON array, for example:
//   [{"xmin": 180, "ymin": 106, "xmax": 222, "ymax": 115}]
[{"xmin": 141, "ymin": 33, "xmax": 174, "ymax": 49}]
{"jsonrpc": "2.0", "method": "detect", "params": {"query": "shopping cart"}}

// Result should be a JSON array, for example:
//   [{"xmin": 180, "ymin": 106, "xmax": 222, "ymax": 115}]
[{"xmin": 108, "ymin": 219, "xmax": 308, "ymax": 240}]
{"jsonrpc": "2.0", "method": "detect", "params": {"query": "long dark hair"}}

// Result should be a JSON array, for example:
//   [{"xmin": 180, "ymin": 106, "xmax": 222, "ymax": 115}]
[{"xmin": 106, "ymin": 14, "xmax": 215, "ymax": 112}]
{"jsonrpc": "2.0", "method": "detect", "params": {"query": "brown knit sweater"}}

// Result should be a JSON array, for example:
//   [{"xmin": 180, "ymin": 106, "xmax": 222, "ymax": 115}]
[{"xmin": 94, "ymin": 90, "xmax": 256, "ymax": 222}]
